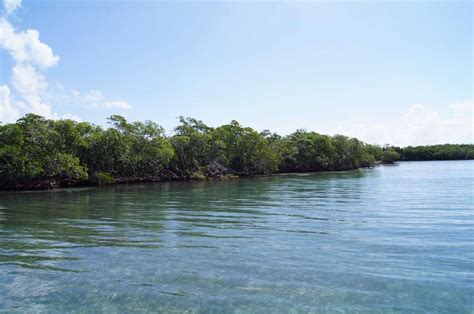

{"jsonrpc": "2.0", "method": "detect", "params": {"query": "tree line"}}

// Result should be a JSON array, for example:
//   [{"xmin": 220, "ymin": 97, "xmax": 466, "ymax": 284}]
[
  {"xmin": 0, "ymin": 114, "xmax": 472, "ymax": 190},
  {"xmin": 395, "ymin": 144, "xmax": 474, "ymax": 161}
]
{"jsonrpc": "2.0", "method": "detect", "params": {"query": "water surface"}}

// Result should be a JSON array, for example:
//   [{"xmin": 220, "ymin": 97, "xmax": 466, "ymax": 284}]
[{"xmin": 1, "ymin": 161, "xmax": 473, "ymax": 312}]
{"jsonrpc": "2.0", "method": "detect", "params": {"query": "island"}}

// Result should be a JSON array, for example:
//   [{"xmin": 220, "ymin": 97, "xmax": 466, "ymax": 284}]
[{"xmin": 0, "ymin": 114, "xmax": 472, "ymax": 190}]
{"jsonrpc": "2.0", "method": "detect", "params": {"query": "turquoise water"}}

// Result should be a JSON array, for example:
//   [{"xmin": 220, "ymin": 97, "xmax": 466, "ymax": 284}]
[{"xmin": 0, "ymin": 161, "xmax": 473, "ymax": 312}]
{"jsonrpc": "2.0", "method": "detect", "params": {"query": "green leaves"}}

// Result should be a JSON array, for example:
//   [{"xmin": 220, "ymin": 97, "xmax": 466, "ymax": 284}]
[
  {"xmin": 400, "ymin": 144, "xmax": 474, "ymax": 161},
  {"xmin": 1, "ymin": 114, "xmax": 471, "ymax": 190},
  {"xmin": 43, "ymin": 153, "xmax": 88, "ymax": 180}
]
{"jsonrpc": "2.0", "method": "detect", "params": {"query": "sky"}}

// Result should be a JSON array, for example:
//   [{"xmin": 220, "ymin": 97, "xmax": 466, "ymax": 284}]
[{"xmin": 0, "ymin": 0, "xmax": 472, "ymax": 146}]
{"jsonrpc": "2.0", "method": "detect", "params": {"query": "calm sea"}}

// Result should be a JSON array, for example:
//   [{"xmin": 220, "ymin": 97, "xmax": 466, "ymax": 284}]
[{"xmin": 0, "ymin": 161, "xmax": 473, "ymax": 312}]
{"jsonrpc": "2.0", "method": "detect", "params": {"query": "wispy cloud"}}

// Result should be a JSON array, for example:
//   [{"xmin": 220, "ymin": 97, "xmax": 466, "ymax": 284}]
[
  {"xmin": 324, "ymin": 102, "xmax": 473, "ymax": 146},
  {"xmin": 0, "ymin": 0, "xmax": 131, "ymax": 123},
  {"xmin": 79, "ymin": 90, "xmax": 131, "ymax": 110},
  {"xmin": 44, "ymin": 85, "xmax": 132, "ymax": 112},
  {"xmin": 3, "ymin": 0, "xmax": 20, "ymax": 16}
]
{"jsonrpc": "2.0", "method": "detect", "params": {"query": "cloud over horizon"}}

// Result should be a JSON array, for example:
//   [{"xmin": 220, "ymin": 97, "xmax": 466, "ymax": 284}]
[{"xmin": 324, "ymin": 102, "xmax": 473, "ymax": 147}]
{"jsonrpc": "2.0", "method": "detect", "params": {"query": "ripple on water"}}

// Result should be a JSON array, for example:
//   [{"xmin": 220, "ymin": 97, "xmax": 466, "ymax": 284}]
[{"xmin": 0, "ymin": 161, "xmax": 473, "ymax": 312}]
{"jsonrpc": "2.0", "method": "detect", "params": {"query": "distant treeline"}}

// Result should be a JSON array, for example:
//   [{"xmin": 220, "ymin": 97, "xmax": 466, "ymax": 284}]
[
  {"xmin": 0, "ymin": 114, "xmax": 472, "ymax": 190},
  {"xmin": 395, "ymin": 144, "xmax": 474, "ymax": 161}
]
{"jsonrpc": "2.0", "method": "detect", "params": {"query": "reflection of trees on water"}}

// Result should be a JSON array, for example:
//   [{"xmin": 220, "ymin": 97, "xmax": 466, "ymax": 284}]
[
  {"xmin": 143, "ymin": 169, "xmax": 371, "ymax": 237},
  {"xmin": 0, "ymin": 169, "xmax": 371, "ymax": 271},
  {"xmin": 0, "ymin": 186, "xmax": 168, "ymax": 271}
]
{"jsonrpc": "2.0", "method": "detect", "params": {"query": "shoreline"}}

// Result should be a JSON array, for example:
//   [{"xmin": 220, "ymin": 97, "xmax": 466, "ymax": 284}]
[
  {"xmin": 2, "ymin": 115, "xmax": 472, "ymax": 193},
  {"xmin": 0, "ymin": 164, "xmax": 380, "ymax": 192},
  {"xmin": 2, "ymin": 159, "xmax": 472, "ymax": 193},
  {"xmin": 0, "ymin": 162, "xmax": 397, "ymax": 193}
]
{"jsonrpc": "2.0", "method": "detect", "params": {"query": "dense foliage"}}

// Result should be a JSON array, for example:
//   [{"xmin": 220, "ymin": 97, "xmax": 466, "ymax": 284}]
[
  {"xmin": 395, "ymin": 144, "xmax": 474, "ymax": 161},
  {"xmin": 0, "ymin": 114, "xmax": 472, "ymax": 190}
]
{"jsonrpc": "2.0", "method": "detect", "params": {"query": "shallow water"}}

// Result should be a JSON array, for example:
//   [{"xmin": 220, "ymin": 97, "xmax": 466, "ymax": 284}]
[{"xmin": 0, "ymin": 161, "xmax": 473, "ymax": 312}]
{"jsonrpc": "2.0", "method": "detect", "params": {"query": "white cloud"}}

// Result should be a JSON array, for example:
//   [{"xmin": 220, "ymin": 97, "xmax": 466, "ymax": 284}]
[
  {"xmin": 82, "ymin": 90, "xmax": 104, "ymax": 104},
  {"xmin": 0, "ymin": 15, "xmax": 59, "ymax": 120},
  {"xmin": 0, "ymin": 0, "xmax": 132, "ymax": 124},
  {"xmin": 79, "ymin": 89, "xmax": 132, "ymax": 109},
  {"xmin": 322, "ymin": 102, "xmax": 473, "ymax": 146},
  {"xmin": 3, "ymin": 0, "xmax": 20, "ymax": 15},
  {"xmin": 11, "ymin": 64, "xmax": 58, "ymax": 119},
  {"xmin": 45, "ymin": 86, "xmax": 132, "ymax": 111},
  {"xmin": 0, "ymin": 85, "xmax": 20, "ymax": 123},
  {"xmin": 0, "ymin": 18, "xmax": 59, "ymax": 68},
  {"xmin": 103, "ymin": 100, "xmax": 132, "ymax": 110},
  {"xmin": 80, "ymin": 90, "xmax": 132, "ymax": 110},
  {"xmin": 61, "ymin": 113, "xmax": 82, "ymax": 122}
]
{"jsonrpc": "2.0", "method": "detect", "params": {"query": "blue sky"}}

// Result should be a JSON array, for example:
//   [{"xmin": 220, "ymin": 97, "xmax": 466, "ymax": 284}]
[{"xmin": 0, "ymin": 0, "xmax": 472, "ymax": 146}]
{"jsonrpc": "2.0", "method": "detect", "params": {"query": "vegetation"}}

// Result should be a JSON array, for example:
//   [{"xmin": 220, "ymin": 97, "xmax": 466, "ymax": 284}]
[
  {"xmin": 395, "ymin": 144, "xmax": 474, "ymax": 161},
  {"xmin": 0, "ymin": 114, "xmax": 472, "ymax": 190}
]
